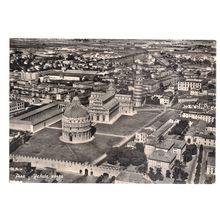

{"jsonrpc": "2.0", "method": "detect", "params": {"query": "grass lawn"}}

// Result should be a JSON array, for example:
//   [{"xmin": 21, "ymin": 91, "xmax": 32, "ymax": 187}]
[
  {"xmin": 13, "ymin": 128, "xmax": 122, "ymax": 163},
  {"xmin": 95, "ymin": 111, "xmax": 161, "ymax": 136}
]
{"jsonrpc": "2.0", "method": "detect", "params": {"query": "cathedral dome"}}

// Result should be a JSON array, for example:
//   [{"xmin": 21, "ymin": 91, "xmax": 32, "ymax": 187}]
[{"xmin": 64, "ymin": 96, "xmax": 88, "ymax": 118}]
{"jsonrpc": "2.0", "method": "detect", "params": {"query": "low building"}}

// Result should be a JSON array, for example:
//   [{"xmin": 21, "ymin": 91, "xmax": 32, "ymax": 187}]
[
  {"xmin": 135, "ymin": 128, "xmax": 152, "ymax": 143},
  {"xmin": 184, "ymin": 120, "xmax": 215, "ymax": 147},
  {"xmin": 184, "ymin": 120, "xmax": 207, "ymax": 145},
  {"xmin": 178, "ymin": 78, "xmax": 205, "ymax": 91},
  {"xmin": 181, "ymin": 110, "xmax": 215, "ymax": 123},
  {"xmin": 115, "ymin": 171, "xmax": 152, "ymax": 184},
  {"xmin": 143, "ymin": 79, "xmax": 159, "ymax": 93},
  {"xmin": 159, "ymin": 92, "xmax": 173, "ymax": 106},
  {"xmin": 155, "ymin": 139, "xmax": 175, "ymax": 152},
  {"xmin": 190, "ymin": 89, "xmax": 208, "ymax": 96},
  {"xmin": 206, "ymin": 123, "xmax": 216, "ymax": 133},
  {"xmin": 172, "ymin": 139, "xmax": 186, "ymax": 161},
  {"xmin": 178, "ymin": 95, "xmax": 198, "ymax": 104},
  {"xmin": 148, "ymin": 150, "xmax": 176, "ymax": 176},
  {"xmin": 10, "ymin": 100, "xmax": 25, "ymax": 115},
  {"xmin": 21, "ymin": 71, "xmax": 39, "ymax": 81},
  {"xmin": 194, "ymin": 133, "xmax": 215, "ymax": 147},
  {"xmin": 42, "ymin": 70, "xmax": 98, "ymax": 82},
  {"xmin": 207, "ymin": 89, "xmax": 216, "ymax": 97},
  {"xmin": 206, "ymin": 157, "xmax": 215, "ymax": 175},
  {"xmin": 10, "ymin": 102, "xmax": 62, "ymax": 133}
]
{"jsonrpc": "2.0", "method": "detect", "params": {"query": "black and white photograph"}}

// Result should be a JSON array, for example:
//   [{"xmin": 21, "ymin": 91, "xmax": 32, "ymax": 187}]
[
  {"xmin": 9, "ymin": 38, "xmax": 216, "ymax": 184},
  {"xmin": 1, "ymin": 0, "xmax": 219, "ymax": 220}
]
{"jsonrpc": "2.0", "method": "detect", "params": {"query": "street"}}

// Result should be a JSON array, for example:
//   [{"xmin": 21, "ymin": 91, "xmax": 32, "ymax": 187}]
[{"xmin": 186, "ymin": 154, "xmax": 198, "ymax": 184}]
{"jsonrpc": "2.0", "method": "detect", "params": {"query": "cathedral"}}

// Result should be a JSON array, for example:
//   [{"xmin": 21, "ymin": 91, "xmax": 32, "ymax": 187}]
[
  {"xmin": 88, "ymin": 83, "xmax": 134, "ymax": 124},
  {"xmin": 60, "ymin": 96, "xmax": 95, "ymax": 144}
]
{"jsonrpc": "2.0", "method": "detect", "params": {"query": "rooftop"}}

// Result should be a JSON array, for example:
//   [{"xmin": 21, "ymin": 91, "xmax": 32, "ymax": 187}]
[
  {"xmin": 207, "ymin": 157, "xmax": 215, "ymax": 167},
  {"xmin": 172, "ymin": 139, "xmax": 186, "ymax": 149},
  {"xmin": 12, "ymin": 102, "xmax": 59, "ymax": 121},
  {"xmin": 148, "ymin": 150, "xmax": 176, "ymax": 163},
  {"xmin": 156, "ymin": 139, "xmax": 175, "ymax": 150},
  {"xmin": 42, "ymin": 69, "xmax": 98, "ymax": 76},
  {"xmin": 116, "ymin": 171, "xmax": 152, "ymax": 183},
  {"xmin": 64, "ymin": 96, "xmax": 88, "ymax": 118},
  {"xmin": 186, "ymin": 120, "xmax": 206, "ymax": 136}
]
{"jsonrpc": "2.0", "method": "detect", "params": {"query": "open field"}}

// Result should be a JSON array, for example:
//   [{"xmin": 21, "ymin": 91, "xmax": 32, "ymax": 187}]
[
  {"xmin": 95, "ymin": 111, "xmax": 161, "ymax": 136},
  {"xmin": 13, "ymin": 128, "xmax": 122, "ymax": 163}
]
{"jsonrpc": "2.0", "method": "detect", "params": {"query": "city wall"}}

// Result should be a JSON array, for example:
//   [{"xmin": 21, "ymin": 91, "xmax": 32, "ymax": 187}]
[{"xmin": 10, "ymin": 154, "xmax": 121, "ymax": 177}]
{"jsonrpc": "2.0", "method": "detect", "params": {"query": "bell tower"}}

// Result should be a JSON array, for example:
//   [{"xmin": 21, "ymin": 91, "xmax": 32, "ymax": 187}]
[{"xmin": 133, "ymin": 65, "xmax": 144, "ymax": 107}]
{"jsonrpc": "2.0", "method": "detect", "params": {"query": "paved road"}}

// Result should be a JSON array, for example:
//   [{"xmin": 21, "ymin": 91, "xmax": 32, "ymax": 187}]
[
  {"xmin": 95, "ymin": 132, "xmax": 126, "ymax": 138},
  {"xmin": 200, "ymin": 148, "xmax": 209, "ymax": 184},
  {"xmin": 137, "ymin": 108, "xmax": 164, "ymax": 112},
  {"xmin": 186, "ymin": 155, "xmax": 198, "ymax": 184},
  {"xmin": 47, "ymin": 126, "xmax": 62, "ymax": 130}
]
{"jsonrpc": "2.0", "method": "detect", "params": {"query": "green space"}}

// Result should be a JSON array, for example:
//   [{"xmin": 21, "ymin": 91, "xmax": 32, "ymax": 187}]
[
  {"xmin": 13, "ymin": 128, "xmax": 122, "ymax": 163},
  {"xmin": 96, "ymin": 111, "xmax": 161, "ymax": 136}
]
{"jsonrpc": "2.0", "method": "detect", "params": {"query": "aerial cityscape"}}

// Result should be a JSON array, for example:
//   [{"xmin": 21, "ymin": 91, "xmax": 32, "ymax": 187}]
[{"xmin": 9, "ymin": 38, "xmax": 216, "ymax": 184}]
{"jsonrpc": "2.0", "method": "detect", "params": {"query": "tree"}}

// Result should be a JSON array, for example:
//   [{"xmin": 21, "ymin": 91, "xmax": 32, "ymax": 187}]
[
  {"xmin": 135, "ymin": 142, "xmax": 144, "ymax": 152},
  {"xmin": 166, "ymin": 170, "xmax": 171, "ymax": 178},
  {"xmin": 172, "ymin": 167, "xmax": 180, "ymax": 180},
  {"xmin": 130, "ymin": 151, "xmax": 146, "ymax": 166},
  {"xmin": 138, "ymin": 163, "xmax": 148, "ymax": 174},
  {"xmin": 148, "ymin": 167, "xmax": 157, "ymax": 181},
  {"xmin": 118, "ymin": 157, "xmax": 130, "ymax": 167},
  {"xmin": 186, "ymin": 144, "xmax": 197, "ymax": 155},
  {"xmin": 160, "ymin": 82, "xmax": 164, "ymax": 91},
  {"xmin": 180, "ymin": 171, "xmax": 189, "ymax": 181},
  {"xmin": 183, "ymin": 150, "xmax": 193, "ymax": 163},
  {"xmin": 155, "ymin": 168, "xmax": 164, "ymax": 181},
  {"xmin": 96, "ymin": 175, "xmax": 104, "ymax": 183},
  {"xmin": 174, "ymin": 160, "xmax": 181, "ymax": 168},
  {"xmin": 109, "ymin": 176, "xmax": 116, "ymax": 183},
  {"xmin": 107, "ymin": 157, "xmax": 117, "ymax": 165},
  {"xmin": 195, "ymin": 70, "xmax": 201, "ymax": 77}
]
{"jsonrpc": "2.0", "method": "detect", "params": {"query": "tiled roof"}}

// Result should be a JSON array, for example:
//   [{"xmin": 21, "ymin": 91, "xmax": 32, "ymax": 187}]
[
  {"xmin": 148, "ymin": 150, "xmax": 176, "ymax": 163},
  {"xmin": 116, "ymin": 171, "xmax": 152, "ymax": 183}
]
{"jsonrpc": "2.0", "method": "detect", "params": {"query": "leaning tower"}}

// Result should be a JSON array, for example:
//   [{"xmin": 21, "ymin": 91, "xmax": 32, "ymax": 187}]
[{"xmin": 133, "ymin": 65, "xmax": 144, "ymax": 107}]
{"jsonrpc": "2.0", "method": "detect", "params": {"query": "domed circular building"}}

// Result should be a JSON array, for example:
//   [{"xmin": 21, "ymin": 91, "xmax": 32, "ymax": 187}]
[{"xmin": 60, "ymin": 96, "xmax": 95, "ymax": 144}]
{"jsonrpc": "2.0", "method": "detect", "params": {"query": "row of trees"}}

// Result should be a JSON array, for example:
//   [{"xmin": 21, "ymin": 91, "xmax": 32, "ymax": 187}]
[
  {"xmin": 148, "ymin": 160, "xmax": 189, "ymax": 183},
  {"xmin": 145, "ymin": 96, "xmax": 160, "ymax": 105},
  {"xmin": 169, "ymin": 120, "xmax": 189, "ymax": 136},
  {"xmin": 171, "ymin": 160, "xmax": 189, "ymax": 183},
  {"xmin": 182, "ymin": 144, "xmax": 198, "ymax": 163},
  {"xmin": 148, "ymin": 167, "xmax": 164, "ymax": 181},
  {"xmin": 96, "ymin": 173, "xmax": 116, "ymax": 183},
  {"xmin": 194, "ymin": 145, "xmax": 203, "ymax": 184},
  {"xmin": 107, "ymin": 145, "xmax": 146, "ymax": 167}
]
